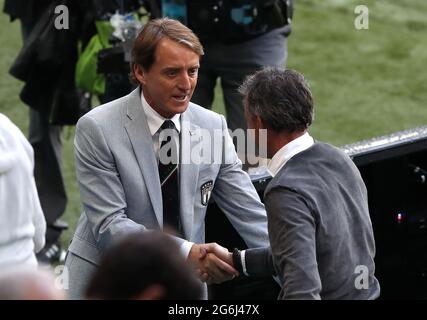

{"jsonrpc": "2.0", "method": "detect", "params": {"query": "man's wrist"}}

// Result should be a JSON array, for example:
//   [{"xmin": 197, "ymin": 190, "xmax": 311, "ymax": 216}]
[
  {"xmin": 232, "ymin": 248, "xmax": 246, "ymax": 276},
  {"xmin": 240, "ymin": 250, "xmax": 250, "ymax": 276},
  {"xmin": 181, "ymin": 241, "xmax": 194, "ymax": 259}
]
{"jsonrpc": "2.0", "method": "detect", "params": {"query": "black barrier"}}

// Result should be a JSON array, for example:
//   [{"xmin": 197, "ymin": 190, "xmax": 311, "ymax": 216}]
[
  {"xmin": 206, "ymin": 125, "xmax": 427, "ymax": 299},
  {"xmin": 343, "ymin": 126, "xmax": 427, "ymax": 299}
]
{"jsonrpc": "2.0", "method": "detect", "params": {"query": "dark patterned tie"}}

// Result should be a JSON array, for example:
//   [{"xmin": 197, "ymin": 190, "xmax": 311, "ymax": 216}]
[{"xmin": 158, "ymin": 120, "xmax": 181, "ymax": 235}]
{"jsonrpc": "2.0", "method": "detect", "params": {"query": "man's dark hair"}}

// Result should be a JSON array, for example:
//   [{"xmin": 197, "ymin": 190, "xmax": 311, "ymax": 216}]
[
  {"xmin": 86, "ymin": 231, "xmax": 203, "ymax": 300},
  {"xmin": 239, "ymin": 67, "xmax": 314, "ymax": 133}
]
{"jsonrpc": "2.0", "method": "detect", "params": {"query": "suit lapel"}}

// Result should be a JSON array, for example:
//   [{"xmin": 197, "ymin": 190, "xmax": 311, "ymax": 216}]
[
  {"xmin": 124, "ymin": 88, "xmax": 163, "ymax": 228},
  {"xmin": 180, "ymin": 106, "xmax": 200, "ymax": 240}
]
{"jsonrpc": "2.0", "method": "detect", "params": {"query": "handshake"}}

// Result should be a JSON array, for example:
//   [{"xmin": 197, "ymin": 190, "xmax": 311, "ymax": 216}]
[{"xmin": 188, "ymin": 243, "xmax": 240, "ymax": 285}]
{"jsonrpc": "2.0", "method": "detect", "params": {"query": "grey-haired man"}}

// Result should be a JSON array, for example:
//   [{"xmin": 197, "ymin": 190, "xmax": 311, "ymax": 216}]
[{"xmin": 207, "ymin": 68, "xmax": 381, "ymax": 300}]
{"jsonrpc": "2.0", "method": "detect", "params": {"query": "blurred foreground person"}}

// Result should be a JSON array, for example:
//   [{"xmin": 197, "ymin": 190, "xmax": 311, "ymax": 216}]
[
  {"xmin": 86, "ymin": 232, "xmax": 203, "ymax": 300},
  {"xmin": 0, "ymin": 267, "xmax": 64, "ymax": 300},
  {"xmin": 0, "ymin": 113, "xmax": 46, "ymax": 269}
]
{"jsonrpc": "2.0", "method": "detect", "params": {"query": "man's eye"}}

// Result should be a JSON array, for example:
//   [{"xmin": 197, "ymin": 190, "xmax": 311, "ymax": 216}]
[
  {"xmin": 166, "ymin": 70, "xmax": 178, "ymax": 77},
  {"xmin": 189, "ymin": 69, "xmax": 198, "ymax": 76}
]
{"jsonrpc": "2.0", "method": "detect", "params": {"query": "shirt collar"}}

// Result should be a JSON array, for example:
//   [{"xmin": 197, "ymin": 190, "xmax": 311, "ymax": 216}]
[
  {"xmin": 141, "ymin": 90, "xmax": 181, "ymax": 136},
  {"xmin": 267, "ymin": 132, "xmax": 314, "ymax": 177}
]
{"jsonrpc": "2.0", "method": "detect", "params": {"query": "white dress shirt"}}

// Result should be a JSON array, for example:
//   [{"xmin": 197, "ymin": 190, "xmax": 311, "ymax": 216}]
[
  {"xmin": 140, "ymin": 91, "xmax": 194, "ymax": 258},
  {"xmin": 267, "ymin": 132, "xmax": 315, "ymax": 177},
  {"xmin": 141, "ymin": 92, "xmax": 181, "ymax": 156}
]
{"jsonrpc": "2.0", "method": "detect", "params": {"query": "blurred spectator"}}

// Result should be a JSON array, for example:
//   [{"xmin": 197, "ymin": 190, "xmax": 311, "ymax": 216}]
[
  {"xmin": 85, "ymin": 231, "xmax": 203, "ymax": 300},
  {"xmin": 0, "ymin": 113, "xmax": 46, "ymax": 269},
  {"xmin": 3, "ymin": 0, "xmax": 95, "ymax": 263},
  {"xmin": 186, "ymin": 0, "xmax": 293, "ymax": 132},
  {"xmin": 0, "ymin": 267, "xmax": 65, "ymax": 300}
]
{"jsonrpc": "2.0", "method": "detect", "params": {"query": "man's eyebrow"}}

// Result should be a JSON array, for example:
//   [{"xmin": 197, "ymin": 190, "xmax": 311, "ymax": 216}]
[
  {"xmin": 161, "ymin": 67, "xmax": 180, "ymax": 72},
  {"xmin": 162, "ymin": 65, "xmax": 200, "ymax": 72}
]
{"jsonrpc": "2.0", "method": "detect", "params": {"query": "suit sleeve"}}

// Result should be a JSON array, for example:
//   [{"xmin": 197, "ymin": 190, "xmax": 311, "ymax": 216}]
[
  {"xmin": 244, "ymin": 246, "xmax": 276, "ymax": 277},
  {"xmin": 265, "ymin": 187, "xmax": 321, "ymax": 300},
  {"xmin": 74, "ymin": 115, "xmax": 185, "ymax": 250},
  {"xmin": 211, "ymin": 115, "xmax": 269, "ymax": 249}
]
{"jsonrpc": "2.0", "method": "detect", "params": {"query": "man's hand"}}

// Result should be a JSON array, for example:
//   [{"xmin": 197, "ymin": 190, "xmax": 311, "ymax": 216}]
[{"xmin": 188, "ymin": 243, "xmax": 238, "ymax": 284}]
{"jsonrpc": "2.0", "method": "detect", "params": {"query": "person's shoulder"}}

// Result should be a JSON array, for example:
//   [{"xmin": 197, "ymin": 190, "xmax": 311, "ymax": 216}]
[
  {"xmin": 0, "ymin": 113, "xmax": 33, "ymax": 174},
  {"xmin": 293, "ymin": 141, "xmax": 350, "ymax": 163},
  {"xmin": 265, "ymin": 142, "xmax": 330, "ymax": 191},
  {"xmin": 187, "ymin": 102, "xmax": 224, "ymax": 127},
  {"xmin": 77, "ymin": 94, "xmax": 129, "ymax": 129},
  {"xmin": 0, "ymin": 114, "xmax": 17, "ymax": 172},
  {"xmin": 315, "ymin": 141, "xmax": 344, "ymax": 152},
  {"xmin": 188, "ymin": 102, "xmax": 223, "ymax": 119},
  {"xmin": 0, "ymin": 113, "xmax": 27, "ymax": 145},
  {"xmin": 84, "ymin": 95, "xmax": 128, "ymax": 119},
  {"xmin": 0, "ymin": 113, "xmax": 13, "ymax": 130},
  {"xmin": 313, "ymin": 141, "xmax": 354, "ymax": 163}
]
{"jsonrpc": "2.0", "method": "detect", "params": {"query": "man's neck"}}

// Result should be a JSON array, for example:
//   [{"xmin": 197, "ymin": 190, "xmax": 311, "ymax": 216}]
[
  {"xmin": 141, "ymin": 86, "xmax": 174, "ymax": 119},
  {"xmin": 267, "ymin": 130, "xmax": 306, "ymax": 159}
]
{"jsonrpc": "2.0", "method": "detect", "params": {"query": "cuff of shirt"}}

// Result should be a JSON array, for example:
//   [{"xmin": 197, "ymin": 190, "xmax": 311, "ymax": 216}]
[
  {"xmin": 180, "ymin": 240, "xmax": 194, "ymax": 259},
  {"xmin": 241, "ymin": 250, "xmax": 249, "ymax": 277}
]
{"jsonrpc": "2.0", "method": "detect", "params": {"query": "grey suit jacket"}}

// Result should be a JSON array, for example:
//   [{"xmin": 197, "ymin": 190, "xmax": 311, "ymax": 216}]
[
  {"xmin": 68, "ymin": 88, "xmax": 269, "ymax": 267},
  {"xmin": 245, "ymin": 142, "xmax": 380, "ymax": 300}
]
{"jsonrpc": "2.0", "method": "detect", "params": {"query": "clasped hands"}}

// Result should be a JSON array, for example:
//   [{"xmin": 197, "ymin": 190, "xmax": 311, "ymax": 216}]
[{"xmin": 188, "ymin": 243, "xmax": 239, "ymax": 285}]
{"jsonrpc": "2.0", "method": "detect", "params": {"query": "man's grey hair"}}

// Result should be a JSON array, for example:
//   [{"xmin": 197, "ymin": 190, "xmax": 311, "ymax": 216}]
[{"xmin": 239, "ymin": 67, "xmax": 314, "ymax": 133}]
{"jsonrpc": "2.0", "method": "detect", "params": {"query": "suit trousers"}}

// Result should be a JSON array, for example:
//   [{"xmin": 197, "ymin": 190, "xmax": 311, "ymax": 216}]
[{"xmin": 64, "ymin": 252, "xmax": 97, "ymax": 300}]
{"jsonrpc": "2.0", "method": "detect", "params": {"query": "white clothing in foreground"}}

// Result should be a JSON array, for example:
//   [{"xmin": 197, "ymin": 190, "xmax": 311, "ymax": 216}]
[{"xmin": 0, "ymin": 113, "xmax": 46, "ymax": 269}]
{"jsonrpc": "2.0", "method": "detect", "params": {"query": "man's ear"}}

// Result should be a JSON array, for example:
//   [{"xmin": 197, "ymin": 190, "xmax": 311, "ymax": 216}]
[{"xmin": 134, "ymin": 64, "xmax": 147, "ymax": 85}]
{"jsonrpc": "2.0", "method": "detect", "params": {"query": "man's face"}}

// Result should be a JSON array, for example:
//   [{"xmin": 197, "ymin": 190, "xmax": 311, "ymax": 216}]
[
  {"xmin": 134, "ymin": 37, "xmax": 200, "ymax": 118},
  {"xmin": 244, "ymin": 105, "xmax": 255, "ymax": 130},
  {"xmin": 244, "ymin": 105, "xmax": 260, "ymax": 143},
  {"xmin": 244, "ymin": 105, "xmax": 269, "ymax": 158}
]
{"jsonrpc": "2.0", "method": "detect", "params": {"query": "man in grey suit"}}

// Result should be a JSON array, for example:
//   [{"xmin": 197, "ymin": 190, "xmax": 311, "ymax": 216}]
[
  {"xmin": 208, "ymin": 68, "xmax": 381, "ymax": 299},
  {"xmin": 64, "ymin": 18, "xmax": 269, "ymax": 299}
]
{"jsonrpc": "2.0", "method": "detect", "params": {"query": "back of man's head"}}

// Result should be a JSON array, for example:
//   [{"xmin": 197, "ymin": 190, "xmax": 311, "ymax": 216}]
[
  {"xmin": 240, "ymin": 67, "xmax": 314, "ymax": 134},
  {"xmin": 86, "ymin": 231, "xmax": 203, "ymax": 300},
  {"xmin": 0, "ymin": 267, "xmax": 64, "ymax": 300}
]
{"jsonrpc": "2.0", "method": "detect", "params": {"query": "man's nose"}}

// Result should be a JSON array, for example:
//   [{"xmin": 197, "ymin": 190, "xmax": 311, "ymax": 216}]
[{"xmin": 177, "ymin": 73, "xmax": 192, "ymax": 91}]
